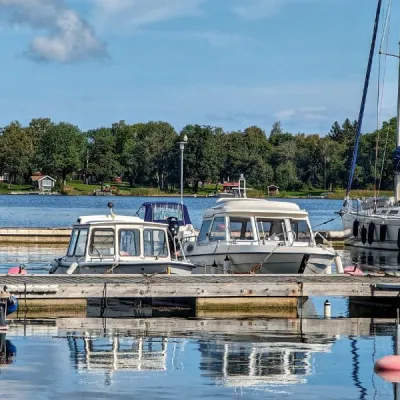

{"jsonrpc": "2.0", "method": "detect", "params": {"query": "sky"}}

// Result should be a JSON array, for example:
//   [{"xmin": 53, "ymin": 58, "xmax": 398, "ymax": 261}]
[{"xmin": 0, "ymin": 0, "xmax": 399, "ymax": 135}]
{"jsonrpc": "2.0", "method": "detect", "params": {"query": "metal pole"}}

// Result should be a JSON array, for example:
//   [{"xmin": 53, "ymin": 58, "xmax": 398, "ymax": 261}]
[
  {"xmin": 180, "ymin": 144, "xmax": 184, "ymax": 205},
  {"xmin": 395, "ymin": 42, "xmax": 400, "ymax": 203}
]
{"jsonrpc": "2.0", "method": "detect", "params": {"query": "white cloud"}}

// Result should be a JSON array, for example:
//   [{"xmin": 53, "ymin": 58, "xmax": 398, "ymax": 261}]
[
  {"xmin": 91, "ymin": 0, "xmax": 205, "ymax": 30},
  {"xmin": 0, "ymin": 0, "xmax": 107, "ymax": 63}
]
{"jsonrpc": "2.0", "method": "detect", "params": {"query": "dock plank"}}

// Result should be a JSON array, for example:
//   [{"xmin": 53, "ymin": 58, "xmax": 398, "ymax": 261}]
[{"xmin": 1, "ymin": 274, "xmax": 400, "ymax": 299}]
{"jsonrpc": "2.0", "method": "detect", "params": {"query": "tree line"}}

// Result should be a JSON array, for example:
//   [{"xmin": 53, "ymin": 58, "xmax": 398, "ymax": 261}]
[{"xmin": 0, "ymin": 117, "xmax": 397, "ymax": 192}]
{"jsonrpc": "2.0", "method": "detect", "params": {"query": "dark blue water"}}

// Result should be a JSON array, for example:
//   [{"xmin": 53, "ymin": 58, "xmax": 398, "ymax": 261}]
[
  {"xmin": 0, "ymin": 318, "xmax": 397, "ymax": 399},
  {"xmin": 0, "ymin": 195, "xmax": 344, "ymax": 231}
]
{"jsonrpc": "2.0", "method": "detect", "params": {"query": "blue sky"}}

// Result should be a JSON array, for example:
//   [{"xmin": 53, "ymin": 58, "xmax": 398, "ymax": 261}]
[{"xmin": 0, "ymin": 0, "xmax": 399, "ymax": 135}]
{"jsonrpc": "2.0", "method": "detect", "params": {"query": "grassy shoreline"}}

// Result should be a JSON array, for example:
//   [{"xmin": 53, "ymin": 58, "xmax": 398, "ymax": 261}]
[{"xmin": 0, "ymin": 181, "xmax": 394, "ymax": 199}]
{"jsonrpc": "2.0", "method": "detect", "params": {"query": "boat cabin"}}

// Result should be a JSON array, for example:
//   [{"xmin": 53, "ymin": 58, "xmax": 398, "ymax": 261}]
[
  {"xmin": 65, "ymin": 215, "xmax": 176, "ymax": 262},
  {"xmin": 197, "ymin": 199, "xmax": 314, "ymax": 246}
]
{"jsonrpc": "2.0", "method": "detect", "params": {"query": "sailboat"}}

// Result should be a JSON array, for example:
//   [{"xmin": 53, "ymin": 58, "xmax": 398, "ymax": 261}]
[{"xmin": 341, "ymin": 0, "xmax": 400, "ymax": 250}]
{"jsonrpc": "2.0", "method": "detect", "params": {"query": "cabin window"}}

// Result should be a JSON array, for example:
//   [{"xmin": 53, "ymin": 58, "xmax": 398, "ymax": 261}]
[
  {"xmin": 119, "ymin": 229, "xmax": 140, "ymax": 256},
  {"xmin": 228, "ymin": 217, "xmax": 254, "ymax": 240},
  {"xmin": 144, "ymin": 229, "xmax": 168, "ymax": 257},
  {"xmin": 381, "ymin": 210, "xmax": 387, "ymax": 214},
  {"xmin": 256, "ymin": 218, "xmax": 286, "ymax": 241},
  {"xmin": 67, "ymin": 229, "xmax": 88, "ymax": 257},
  {"xmin": 198, "ymin": 220, "xmax": 212, "ymax": 242},
  {"xmin": 89, "ymin": 229, "xmax": 115, "ymax": 257},
  {"xmin": 290, "ymin": 220, "xmax": 311, "ymax": 242},
  {"xmin": 209, "ymin": 217, "xmax": 226, "ymax": 241},
  {"xmin": 390, "ymin": 210, "xmax": 398, "ymax": 215}
]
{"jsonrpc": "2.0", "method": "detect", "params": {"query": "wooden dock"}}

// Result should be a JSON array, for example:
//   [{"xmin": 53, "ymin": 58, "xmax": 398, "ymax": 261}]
[{"xmin": 3, "ymin": 274, "xmax": 400, "ymax": 314}]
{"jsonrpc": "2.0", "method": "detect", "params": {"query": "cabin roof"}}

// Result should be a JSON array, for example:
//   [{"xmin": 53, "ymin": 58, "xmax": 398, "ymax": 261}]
[
  {"xmin": 75, "ymin": 214, "xmax": 169, "ymax": 229},
  {"xmin": 203, "ymin": 198, "xmax": 308, "ymax": 218},
  {"xmin": 31, "ymin": 175, "xmax": 56, "ymax": 182}
]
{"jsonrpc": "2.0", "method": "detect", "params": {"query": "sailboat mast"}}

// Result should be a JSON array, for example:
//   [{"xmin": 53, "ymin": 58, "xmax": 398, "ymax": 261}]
[
  {"xmin": 345, "ymin": 0, "xmax": 382, "ymax": 199},
  {"xmin": 395, "ymin": 42, "xmax": 400, "ymax": 203}
]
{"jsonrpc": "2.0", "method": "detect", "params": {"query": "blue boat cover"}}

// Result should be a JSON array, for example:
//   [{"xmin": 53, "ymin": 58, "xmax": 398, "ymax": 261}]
[
  {"xmin": 136, "ymin": 202, "xmax": 192, "ymax": 226},
  {"xmin": 394, "ymin": 146, "xmax": 400, "ymax": 171}
]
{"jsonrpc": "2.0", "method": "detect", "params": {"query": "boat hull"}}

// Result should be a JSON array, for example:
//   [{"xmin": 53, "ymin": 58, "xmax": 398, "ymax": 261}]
[
  {"xmin": 185, "ymin": 244, "xmax": 335, "ymax": 274},
  {"xmin": 342, "ymin": 211, "xmax": 400, "ymax": 250}
]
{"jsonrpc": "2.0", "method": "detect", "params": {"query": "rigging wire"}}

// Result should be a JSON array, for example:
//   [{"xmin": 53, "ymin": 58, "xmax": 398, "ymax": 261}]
[
  {"xmin": 375, "ymin": 0, "xmax": 392, "ymax": 197},
  {"xmin": 346, "ymin": 0, "xmax": 383, "ymax": 198}
]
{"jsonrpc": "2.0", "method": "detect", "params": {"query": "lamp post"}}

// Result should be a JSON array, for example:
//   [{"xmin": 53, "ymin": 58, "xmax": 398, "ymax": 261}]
[
  {"xmin": 324, "ymin": 156, "xmax": 330, "ymax": 190},
  {"xmin": 179, "ymin": 134, "xmax": 188, "ymax": 204}
]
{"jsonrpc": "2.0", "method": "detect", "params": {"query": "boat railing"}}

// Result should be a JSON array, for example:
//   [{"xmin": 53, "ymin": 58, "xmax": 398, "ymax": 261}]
[{"xmin": 313, "ymin": 231, "xmax": 333, "ymax": 248}]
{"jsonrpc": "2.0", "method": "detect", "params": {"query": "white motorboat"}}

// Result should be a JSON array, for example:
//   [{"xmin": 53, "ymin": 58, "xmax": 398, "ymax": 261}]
[
  {"xmin": 180, "ymin": 193, "xmax": 337, "ymax": 274},
  {"xmin": 340, "ymin": 0, "xmax": 400, "ymax": 250},
  {"xmin": 49, "ymin": 205, "xmax": 195, "ymax": 275}
]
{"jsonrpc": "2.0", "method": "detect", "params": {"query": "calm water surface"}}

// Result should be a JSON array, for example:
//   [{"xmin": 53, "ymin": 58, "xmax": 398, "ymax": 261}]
[
  {"xmin": 0, "ymin": 196, "xmax": 399, "ymax": 398},
  {"xmin": 0, "ymin": 317, "xmax": 397, "ymax": 400},
  {"xmin": 0, "ymin": 195, "xmax": 344, "ymax": 231}
]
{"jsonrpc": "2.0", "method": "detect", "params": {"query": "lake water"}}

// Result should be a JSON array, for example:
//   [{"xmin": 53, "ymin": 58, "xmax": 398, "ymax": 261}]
[
  {"xmin": 0, "ymin": 195, "xmax": 344, "ymax": 231},
  {"xmin": 0, "ymin": 317, "xmax": 398, "ymax": 399},
  {"xmin": 1, "ymin": 195, "xmax": 400, "ymax": 399}
]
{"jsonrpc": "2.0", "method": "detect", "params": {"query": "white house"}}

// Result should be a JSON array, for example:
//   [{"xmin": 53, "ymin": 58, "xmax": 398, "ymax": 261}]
[{"xmin": 31, "ymin": 175, "xmax": 56, "ymax": 192}]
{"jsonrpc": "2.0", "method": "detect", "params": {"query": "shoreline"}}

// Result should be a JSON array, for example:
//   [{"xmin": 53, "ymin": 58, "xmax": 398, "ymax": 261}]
[{"xmin": 1, "ymin": 191, "xmax": 344, "ymax": 200}]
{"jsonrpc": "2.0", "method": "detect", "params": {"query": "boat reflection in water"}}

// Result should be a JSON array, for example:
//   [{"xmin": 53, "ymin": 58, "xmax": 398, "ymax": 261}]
[
  {"xmin": 68, "ymin": 335, "xmax": 168, "ymax": 385},
  {"xmin": 56, "ymin": 317, "xmax": 338, "ymax": 389},
  {"xmin": 0, "ymin": 333, "xmax": 16, "ymax": 366},
  {"xmin": 341, "ymin": 247, "xmax": 400, "ymax": 273},
  {"xmin": 198, "ymin": 335, "xmax": 335, "ymax": 387}
]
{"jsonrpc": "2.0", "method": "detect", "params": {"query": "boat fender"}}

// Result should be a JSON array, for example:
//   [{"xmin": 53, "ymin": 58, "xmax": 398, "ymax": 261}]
[
  {"xmin": 397, "ymin": 228, "xmax": 400, "ymax": 250},
  {"xmin": 361, "ymin": 225, "xmax": 367, "ymax": 244},
  {"xmin": 66, "ymin": 262, "xmax": 78, "ymax": 275},
  {"xmin": 375, "ymin": 355, "xmax": 400, "ymax": 382},
  {"xmin": 380, "ymin": 224, "xmax": 387, "ymax": 242},
  {"xmin": 223, "ymin": 255, "xmax": 230, "ymax": 274},
  {"xmin": 7, "ymin": 264, "xmax": 27, "ymax": 275},
  {"xmin": 353, "ymin": 220, "xmax": 359, "ymax": 238},
  {"xmin": 368, "ymin": 222, "xmax": 375, "ymax": 245}
]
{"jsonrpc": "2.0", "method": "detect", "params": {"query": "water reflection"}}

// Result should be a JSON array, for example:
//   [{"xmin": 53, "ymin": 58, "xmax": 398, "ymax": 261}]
[
  {"xmin": 57, "ymin": 318, "xmax": 338, "ymax": 389},
  {"xmin": 1, "ymin": 318, "xmax": 398, "ymax": 399},
  {"xmin": 342, "ymin": 248, "xmax": 400, "ymax": 273},
  {"xmin": 0, "ymin": 333, "xmax": 16, "ymax": 366}
]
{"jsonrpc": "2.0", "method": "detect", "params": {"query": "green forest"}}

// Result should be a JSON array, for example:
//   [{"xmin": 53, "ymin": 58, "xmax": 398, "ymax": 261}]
[{"xmin": 0, "ymin": 117, "xmax": 397, "ymax": 196}]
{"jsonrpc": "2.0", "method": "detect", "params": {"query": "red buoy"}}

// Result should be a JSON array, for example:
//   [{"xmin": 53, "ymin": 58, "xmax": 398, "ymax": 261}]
[
  {"xmin": 7, "ymin": 266, "xmax": 27, "ymax": 275},
  {"xmin": 375, "ymin": 356, "xmax": 400, "ymax": 382}
]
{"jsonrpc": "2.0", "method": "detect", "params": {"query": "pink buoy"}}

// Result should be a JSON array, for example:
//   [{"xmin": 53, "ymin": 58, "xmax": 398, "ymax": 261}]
[
  {"xmin": 7, "ymin": 266, "xmax": 27, "ymax": 275},
  {"xmin": 375, "ymin": 356, "xmax": 400, "ymax": 382},
  {"xmin": 344, "ymin": 266, "xmax": 363, "ymax": 276}
]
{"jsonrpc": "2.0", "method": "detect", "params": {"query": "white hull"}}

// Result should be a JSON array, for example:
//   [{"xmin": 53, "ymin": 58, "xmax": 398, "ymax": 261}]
[
  {"xmin": 53, "ymin": 260, "xmax": 194, "ymax": 275},
  {"xmin": 185, "ymin": 244, "xmax": 335, "ymax": 274},
  {"xmin": 342, "ymin": 210, "xmax": 400, "ymax": 250}
]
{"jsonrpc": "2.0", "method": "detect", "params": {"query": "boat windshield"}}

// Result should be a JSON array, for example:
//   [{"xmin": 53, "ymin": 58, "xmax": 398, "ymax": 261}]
[
  {"xmin": 144, "ymin": 229, "xmax": 168, "ymax": 257},
  {"xmin": 67, "ymin": 228, "xmax": 88, "ymax": 257},
  {"xmin": 256, "ymin": 218, "xmax": 286, "ymax": 241},
  {"xmin": 290, "ymin": 219, "xmax": 312, "ymax": 242},
  {"xmin": 136, "ymin": 202, "xmax": 192, "ymax": 226},
  {"xmin": 228, "ymin": 217, "xmax": 254, "ymax": 240},
  {"xmin": 119, "ymin": 229, "xmax": 140, "ymax": 256},
  {"xmin": 89, "ymin": 229, "xmax": 115, "ymax": 257}
]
